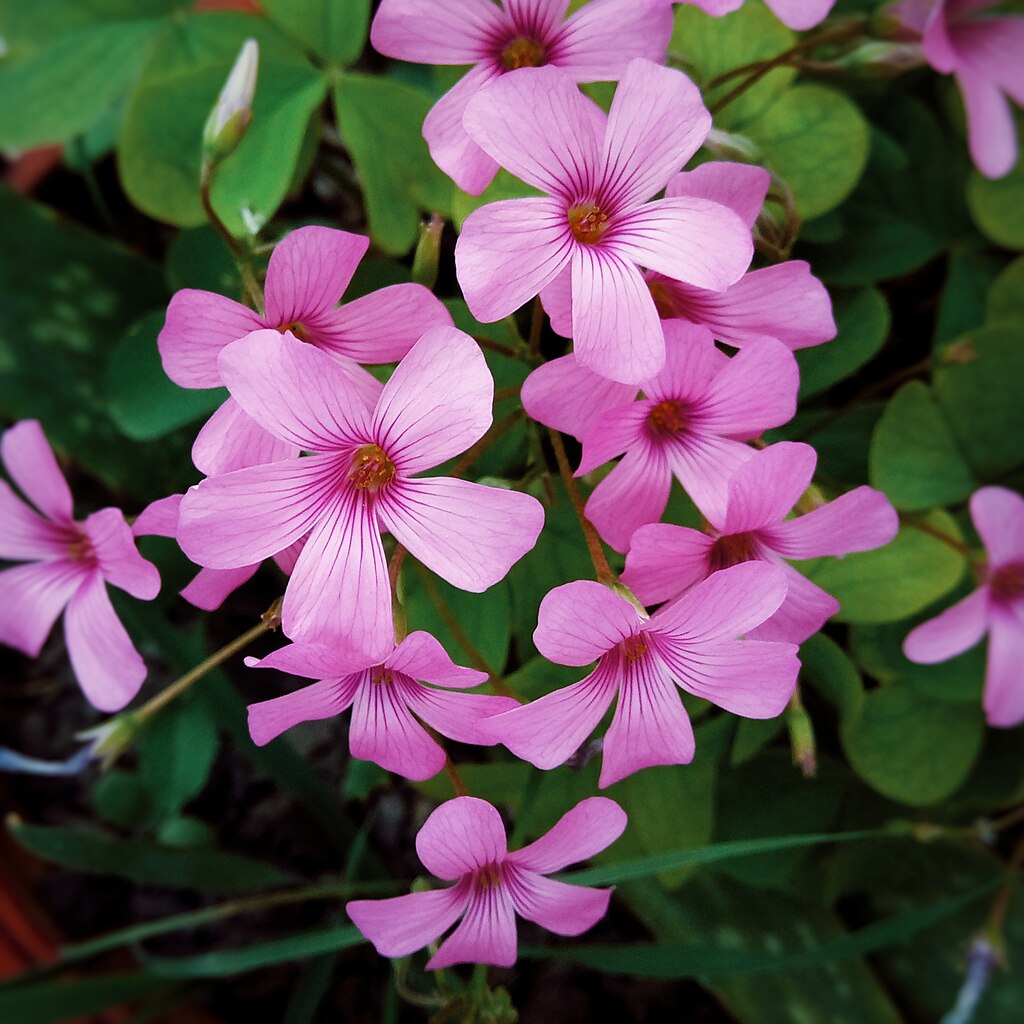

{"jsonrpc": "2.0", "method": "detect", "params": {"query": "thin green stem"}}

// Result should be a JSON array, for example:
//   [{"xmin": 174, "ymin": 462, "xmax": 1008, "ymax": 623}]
[{"xmin": 200, "ymin": 162, "xmax": 263, "ymax": 308}]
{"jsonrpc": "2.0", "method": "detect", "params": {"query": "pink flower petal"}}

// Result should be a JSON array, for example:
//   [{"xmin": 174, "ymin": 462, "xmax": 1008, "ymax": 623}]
[
  {"xmin": 571, "ymin": 244, "xmax": 664, "ymax": 384},
  {"xmin": 400, "ymin": 681, "xmax": 518, "ymax": 745},
  {"xmin": 423, "ymin": 65, "xmax": 501, "ymax": 196},
  {"xmin": 181, "ymin": 565, "xmax": 259, "ymax": 611},
  {"xmin": 64, "ymin": 573, "xmax": 146, "ymax": 712},
  {"xmin": 764, "ymin": 0, "xmax": 835, "ymax": 30},
  {"xmin": 748, "ymin": 563, "xmax": 839, "ymax": 644},
  {"xmin": 372, "ymin": 326, "xmax": 492, "ymax": 474},
  {"xmin": 983, "ymin": 606, "xmax": 1024, "ymax": 727},
  {"xmin": 157, "ymin": 289, "xmax": 261, "ymax": 389},
  {"xmin": 507, "ymin": 796, "xmax": 627, "ymax": 872},
  {"xmin": 1, "ymin": 420, "xmax": 74, "ymax": 524},
  {"xmin": 0, "ymin": 481, "xmax": 71, "ymax": 560},
  {"xmin": 654, "ymin": 633, "xmax": 799, "ymax": 718},
  {"xmin": 665, "ymin": 162, "xmax": 771, "ymax": 228},
  {"xmin": 378, "ymin": 477, "xmax": 544, "ymax": 592},
  {"xmin": 247, "ymin": 675, "xmax": 360, "ymax": 746},
  {"xmin": 955, "ymin": 66, "xmax": 1018, "ymax": 179},
  {"xmin": 646, "ymin": 320, "xmax": 729, "ymax": 400},
  {"xmin": 219, "ymin": 331, "xmax": 373, "ymax": 455},
  {"xmin": 552, "ymin": 0, "xmax": 673, "ymax": 79},
  {"xmin": 83, "ymin": 508, "xmax": 160, "ymax": 600},
  {"xmin": 577, "ymin": 402, "xmax": 650, "ymax": 476},
  {"xmin": 956, "ymin": 19, "xmax": 1024, "ymax": 103},
  {"xmin": 487, "ymin": 664, "xmax": 619, "ymax": 769},
  {"xmin": 0, "ymin": 561, "xmax": 84, "ymax": 657},
  {"xmin": 539, "ymin": 264, "xmax": 573, "ymax": 337},
  {"xmin": 347, "ymin": 884, "xmax": 470, "ymax": 959},
  {"xmin": 178, "ymin": 457, "xmax": 339, "ymax": 570},
  {"xmin": 599, "ymin": 58, "xmax": 710, "ymax": 211},
  {"xmin": 521, "ymin": 354, "xmax": 637, "ymax": 440},
  {"xmin": 651, "ymin": 561, "xmax": 789, "ymax": 641},
  {"xmin": 263, "ymin": 226, "xmax": 368, "ymax": 326},
  {"xmin": 621, "ymin": 523, "xmax": 713, "ymax": 605},
  {"xmin": 416, "ymin": 797, "xmax": 509, "ymax": 880},
  {"xmin": 191, "ymin": 397, "xmax": 298, "ymax": 477},
  {"xmin": 585, "ymin": 447, "xmax": 673, "ymax": 554},
  {"xmin": 456, "ymin": 197, "xmax": 575, "ymax": 323},
  {"xmin": 534, "ymin": 580, "xmax": 643, "ymax": 666},
  {"xmin": 600, "ymin": 655, "xmax": 695, "ymax": 786},
  {"xmin": 319, "ymin": 284, "xmax": 453, "ymax": 364},
  {"xmin": 427, "ymin": 884, "xmax": 518, "ymax": 969},
  {"xmin": 348, "ymin": 670, "xmax": 446, "ymax": 780},
  {"xmin": 370, "ymin": 0, "xmax": 507, "ymax": 63},
  {"xmin": 970, "ymin": 486, "xmax": 1024, "ymax": 567},
  {"xmin": 131, "ymin": 494, "xmax": 182, "ymax": 539},
  {"xmin": 505, "ymin": 0, "xmax": 570, "ymax": 39},
  {"xmin": 663, "ymin": 433, "xmax": 754, "ymax": 527},
  {"xmin": 386, "ymin": 630, "xmax": 489, "ymax": 689},
  {"xmin": 763, "ymin": 486, "xmax": 898, "ymax": 560},
  {"xmin": 609, "ymin": 198, "xmax": 752, "ymax": 292},
  {"xmin": 505, "ymin": 868, "xmax": 612, "ymax": 936},
  {"xmin": 282, "ymin": 493, "xmax": 394, "ymax": 659},
  {"xmin": 903, "ymin": 587, "xmax": 990, "ymax": 664},
  {"xmin": 722, "ymin": 442, "xmax": 817, "ymax": 536},
  {"xmin": 247, "ymin": 639, "xmax": 365, "ymax": 678},
  {"xmin": 684, "ymin": 0, "xmax": 743, "ymax": 14},
  {"xmin": 462, "ymin": 64, "xmax": 603, "ymax": 199},
  {"xmin": 921, "ymin": 0, "xmax": 959, "ymax": 72}
]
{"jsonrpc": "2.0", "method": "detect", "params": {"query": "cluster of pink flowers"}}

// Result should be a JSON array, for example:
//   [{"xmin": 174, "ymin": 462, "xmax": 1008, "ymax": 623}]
[{"xmin": 2, "ymin": 0, "xmax": 1021, "ymax": 973}]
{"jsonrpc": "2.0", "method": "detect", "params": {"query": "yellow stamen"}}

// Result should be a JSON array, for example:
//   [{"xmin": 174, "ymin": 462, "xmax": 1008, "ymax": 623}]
[
  {"xmin": 568, "ymin": 203, "xmax": 609, "ymax": 245},
  {"xmin": 647, "ymin": 400, "xmax": 687, "ymax": 436},
  {"xmin": 348, "ymin": 444, "xmax": 396, "ymax": 492},
  {"xmin": 500, "ymin": 36, "xmax": 546, "ymax": 70},
  {"xmin": 621, "ymin": 634, "xmax": 648, "ymax": 663}
]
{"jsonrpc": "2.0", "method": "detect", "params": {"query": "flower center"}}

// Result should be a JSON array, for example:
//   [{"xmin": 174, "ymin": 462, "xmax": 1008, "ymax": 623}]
[
  {"xmin": 620, "ymin": 634, "xmax": 649, "ymax": 663},
  {"xmin": 568, "ymin": 203, "xmax": 609, "ymax": 245},
  {"xmin": 989, "ymin": 561, "xmax": 1024, "ymax": 602},
  {"xmin": 500, "ymin": 36, "xmax": 546, "ymax": 70},
  {"xmin": 66, "ymin": 536, "xmax": 93, "ymax": 563},
  {"xmin": 476, "ymin": 862, "xmax": 504, "ymax": 889},
  {"xmin": 278, "ymin": 322, "xmax": 312, "ymax": 343},
  {"xmin": 646, "ymin": 400, "xmax": 688, "ymax": 437},
  {"xmin": 647, "ymin": 280, "xmax": 680, "ymax": 319},
  {"xmin": 708, "ymin": 533, "xmax": 759, "ymax": 572},
  {"xmin": 348, "ymin": 444, "xmax": 396, "ymax": 492},
  {"xmin": 371, "ymin": 667, "xmax": 393, "ymax": 686}
]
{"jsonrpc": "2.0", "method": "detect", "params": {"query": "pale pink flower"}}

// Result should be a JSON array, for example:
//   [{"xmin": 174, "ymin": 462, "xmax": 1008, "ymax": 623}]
[
  {"xmin": 541, "ymin": 163, "xmax": 837, "ymax": 352},
  {"xmin": 892, "ymin": 0, "xmax": 1024, "ymax": 177},
  {"xmin": 456, "ymin": 59, "xmax": 754, "ymax": 384},
  {"xmin": 370, "ymin": 0, "xmax": 673, "ymax": 195},
  {"xmin": 347, "ymin": 795, "xmax": 626, "ymax": 967},
  {"xmin": 0, "ymin": 421, "xmax": 159, "ymax": 711},
  {"xmin": 246, "ymin": 631, "xmax": 516, "ymax": 780},
  {"xmin": 904, "ymin": 487, "xmax": 1024, "ymax": 727},
  {"xmin": 177, "ymin": 327, "xmax": 545, "ymax": 659},
  {"xmin": 623, "ymin": 442, "xmax": 898, "ymax": 643},
  {"xmin": 486, "ymin": 565, "xmax": 799, "ymax": 787},
  {"xmin": 574, "ymin": 321, "xmax": 799, "ymax": 551},
  {"xmin": 682, "ymin": 0, "xmax": 836, "ymax": 31},
  {"xmin": 158, "ymin": 226, "xmax": 452, "ymax": 475}
]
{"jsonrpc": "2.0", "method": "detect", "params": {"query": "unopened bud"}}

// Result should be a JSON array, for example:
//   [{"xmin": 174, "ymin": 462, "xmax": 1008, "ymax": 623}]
[
  {"xmin": 412, "ymin": 214, "xmax": 445, "ymax": 290},
  {"xmin": 835, "ymin": 41, "xmax": 925, "ymax": 77},
  {"xmin": 202, "ymin": 39, "xmax": 259, "ymax": 167}
]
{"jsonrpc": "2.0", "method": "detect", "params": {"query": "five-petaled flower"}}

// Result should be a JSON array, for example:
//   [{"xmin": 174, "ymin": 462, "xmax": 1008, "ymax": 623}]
[
  {"xmin": 347, "ymin": 795, "xmax": 627, "ymax": 967},
  {"xmin": 0, "ymin": 421, "xmax": 160, "ymax": 711}
]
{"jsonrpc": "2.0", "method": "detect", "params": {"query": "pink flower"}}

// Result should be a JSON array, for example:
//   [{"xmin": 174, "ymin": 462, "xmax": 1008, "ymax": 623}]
[
  {"xmin": 370, "ymin": 0, "xmax": 673, "ymax": 195},
  {"xmin": 541, "ymin": 163, "xmax": 837, "ymax": 352},
  {"xmin": 177, "ymin": 326, "xmax": 545, "ymax": 659},
  {"xmin": 682, "ymin": 0, "xmax": 836, "ymax": 31},
  {"xmin": 456, "ymin": 59, "xmax": 754, "ymax": 384},
  {"xmin": 904, "ymin": 487, "xmax": 1024, "ymax": 727},
  {"xmin": 347, "ymin": 795, "xmax": 626, "ymax": 967},
  {"xmin": 0, "ymin": 421, "xmax": 159, "ymax": 711},
  {"xmin": 622, "ymin": 442, "xmax": 899, "ymax": 643},
  {"xmin": 486, "ymin": 566, "xmax": 799, "ymax": 787},
  {"xmin": 573, "ymin": 321, "xmax": 799, "ymax": 551},
  {"xmin": 246, "ymin": 631, "xmax": 517, "ymax": 780},
  {"xmin": 892, "ymin": 0, "xmax": 1024, "ymax": 178},
  {"xmin": 157, "ymin": 226, "xmax": 452, "ymax": 475}
]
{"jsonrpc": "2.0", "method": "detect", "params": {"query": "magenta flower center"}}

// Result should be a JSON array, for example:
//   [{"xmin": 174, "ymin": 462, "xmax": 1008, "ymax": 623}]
[
  {"xmin": 708, "ymin": 533, "xmax": 758, "ymax": 572},
  {"xmin": 348, "ymin": 444, "xmax": 396, "ymax": 492},
  {"xmin": 568, "ymin": 203, "xmax": 609, "ymax": 245},
  {"xmin": 620, "ymin": 634, "xmax": 649, "ymax": 663},
  {"xmin": 500, "ymin": 36, "xmax": 546, "ymax": 71},
  {"xmin": 476, "ymin": 862, "xmax": 504, "ymax": 889},
  {"xmin": 646, "ymin": 400, "xmax": 688, "ymax": 437},
  {"xmin": 66, "ymin": 535, "xmax": 94, "ymax": 564},
  {"xmin": 989, "ymin": 561, "xmax": 1024, "ymax": 602}
]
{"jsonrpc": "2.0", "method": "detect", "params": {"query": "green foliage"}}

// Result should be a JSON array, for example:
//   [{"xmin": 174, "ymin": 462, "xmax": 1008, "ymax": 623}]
[
  {"xmin": 260, "ymin": 0, "xmax": 371, "ymax": 67},
  {"xmin": 967, "ymin": 162, "xmax": 1024, "ymax": 249}
]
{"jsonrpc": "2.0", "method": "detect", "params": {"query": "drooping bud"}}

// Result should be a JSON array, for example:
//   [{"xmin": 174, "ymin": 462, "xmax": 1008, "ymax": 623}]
[
  {"xmin": 202, "ymin": 39, "xmax": 259, "ymax": 168},
  {"xmin": 412, "ymin": 214, "xmax": 445, "ymax": 290}
]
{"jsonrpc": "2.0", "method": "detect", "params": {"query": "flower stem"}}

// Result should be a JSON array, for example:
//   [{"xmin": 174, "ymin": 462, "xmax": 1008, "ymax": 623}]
[
  {"xmin": 199, "ymin": 162, "xmax": 263, "ymax": 308},
  {"xmin": 528, "ymin": 297, "xmax": 545, "ymax": 359},
  {"xmin": 787, "ymin": 685, "xmax": 817, "ymax": 778},
  {"xmin": 444, "ymin": 758, "xmax": 469, "ymax": 798}
]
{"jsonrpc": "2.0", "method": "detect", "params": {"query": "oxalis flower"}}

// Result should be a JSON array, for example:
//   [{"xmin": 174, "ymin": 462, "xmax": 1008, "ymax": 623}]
[
  {"xmin": 158, "ymin": 225, "xmax": 452, "ymax": 475},
  {"xmin": 681, "ymin": 0, "xmax": 836, "ymax": 32},
  {"xmin": 347, "ymin": 796, "xmax": 626, "ymax": 967},
  {"xmin": 904, "ymin": 487, "xmax": 1024, "ymax": 727},
  {"xmin": 456, "ymin": 58, "xmax": 754, "ymax": 384},
  {"xmin": 177, "ymin": 326, "xmax": 544, "ymax": 659},
  {"xmin": 246, "ymin": 631, "xmax": 517, "ymax": 780},
  {"xmin": 541, "ymin": 162, "xmax": 837, "ymax": 352},
  {"xmin": 0, "ymin": 421, "xmax": 159, "ymax": 711},
  {"xmin": 485, "ymin": 566, "xmax": 800, "ymax": 787},
  {"xmin": 370, "ymin": 0, "xmax": 673, "ymax": 195},
  {"xmin": 622, "ymin": 442, "xmax": 899, "ymax": 643}
]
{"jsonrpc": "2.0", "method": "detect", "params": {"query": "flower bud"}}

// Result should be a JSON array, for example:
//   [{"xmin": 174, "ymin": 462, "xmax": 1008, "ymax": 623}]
[
  {"xmin": 412, "ymin": 214, "xmax": 445, "ymax": 290},
  {"xmin": 202, "ymin": 38, "xmax": 259, "ymax": 167}
]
